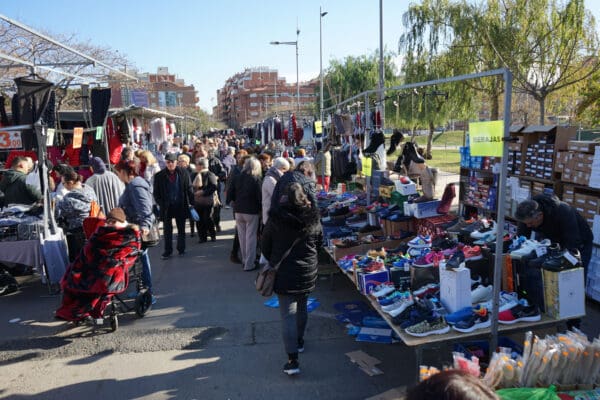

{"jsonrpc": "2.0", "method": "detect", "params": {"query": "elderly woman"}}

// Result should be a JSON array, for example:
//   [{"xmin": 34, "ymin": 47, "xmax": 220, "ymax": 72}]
[
  {"xmin": 261, "ymin": 157, "xmax": 290, "ymax": 225},
  {"xmin": 192, "ymin": 158, "xmax": 219, "ymax": 243},
  {"xmin": 227, "ymin": 157, "xmax": 262, "ymax": 271},
  {"xmin": 55, "ymin": 169, "xmax": 98, "ymax": 261}
]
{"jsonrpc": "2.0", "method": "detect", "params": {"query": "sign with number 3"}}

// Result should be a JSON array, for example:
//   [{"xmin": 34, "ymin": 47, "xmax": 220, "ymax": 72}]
[{"xmin": 0, "ymin": 131, "xmax": 22, "ymax": 149}]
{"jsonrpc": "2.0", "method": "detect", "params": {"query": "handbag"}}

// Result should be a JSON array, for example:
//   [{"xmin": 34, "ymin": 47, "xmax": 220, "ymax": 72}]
[
  {"xmin": 194, "ymin": 192, "xmax": 215, "ymax": 207},
  {"xmin": 141, "ymin": 220, "xmax": 160, "ymax": 249},
  {"xmin": 255, "ymin": 237, "xmax": 302, "ymax": 297}
]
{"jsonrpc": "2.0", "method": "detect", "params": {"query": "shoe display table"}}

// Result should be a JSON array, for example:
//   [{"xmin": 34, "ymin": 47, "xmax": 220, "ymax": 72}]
[{"xmin": 323, "ymin": 247, "xmax": 580, "ymax": 383}]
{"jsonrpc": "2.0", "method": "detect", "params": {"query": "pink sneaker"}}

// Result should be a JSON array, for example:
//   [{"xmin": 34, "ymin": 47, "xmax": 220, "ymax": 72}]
[{"xmin": 413, "ymin": 250, "xmax": 444, "ymax": 267}]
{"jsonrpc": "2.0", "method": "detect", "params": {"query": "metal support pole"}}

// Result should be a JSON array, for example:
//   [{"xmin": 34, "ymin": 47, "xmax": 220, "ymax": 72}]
[
  {"xmin": 490, "ymin": 69, "xmax": 513, "ymax": 354},
  {"xmin": 296, "ymin": 31, "xmax": 300, "ymax": 113},
  {"xmin": 320, "ymin": 7, "xmax": 327, "ymax": 123},
  {"xmin": 378, "ymin": 0, "xmax": 385, "ymax": 130}
]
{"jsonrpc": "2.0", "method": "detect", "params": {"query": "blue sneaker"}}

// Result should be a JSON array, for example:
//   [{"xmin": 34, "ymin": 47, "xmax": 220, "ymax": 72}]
[
  {"xmin": 378, "ymin": 290, "xmax": 405, "ymax": 306},
  {"xmin": 445, "ymin": 306, "xmax": 476, "ymax": 325},
  {"xmin": 151, "ymin": 295, "xmax": 157, "ymax": 305}
]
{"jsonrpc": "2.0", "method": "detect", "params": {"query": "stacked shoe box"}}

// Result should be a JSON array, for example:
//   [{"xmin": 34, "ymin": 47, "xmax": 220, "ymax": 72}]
[
  {"xmin": 573, "ymin": 192, "xmax": 599, "ymax": 228},
  {"xmin": 542, "ymin": 267, "xmax": 585, "ymax": 319},
  {"xmin": 524, "ymin": 136, "xmax": 554, "ymax": 179},
  {"xmin": 562, "ymin": 140, "xmax": 596, "ymax": 185}
]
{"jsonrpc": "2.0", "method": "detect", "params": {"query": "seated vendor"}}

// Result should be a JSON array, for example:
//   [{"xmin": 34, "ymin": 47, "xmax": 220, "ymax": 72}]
[{"xmin": 0, "ymin": 156, "xmax": 42, "ymax": 207}]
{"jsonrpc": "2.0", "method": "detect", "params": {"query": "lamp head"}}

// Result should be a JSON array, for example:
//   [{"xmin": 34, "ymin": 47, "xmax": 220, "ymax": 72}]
[
  {"xmin": 270, "ymin": 41, "xmax": 280, "ymax": 45},
  {"xmin": 321, "ymin": 11, "xmax": 328, "ymax": 17}
]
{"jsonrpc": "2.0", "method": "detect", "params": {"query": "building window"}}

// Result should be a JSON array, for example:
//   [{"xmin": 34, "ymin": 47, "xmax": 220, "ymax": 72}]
[
  {"xmin": 250, "ymin": 111, "xmax": 259, "ymax": 116},
  {"xmin": 250, "ymin": 102, "xmax": 258, "ymax": 107},
  {"xmin": 249, "ymin": 93, "xmax": 257, "ymax": 98}
]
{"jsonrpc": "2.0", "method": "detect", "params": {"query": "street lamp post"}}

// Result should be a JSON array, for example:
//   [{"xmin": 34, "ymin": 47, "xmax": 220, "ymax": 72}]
[
  {"xmin": 270, "ymin": 27, "xmax": 301, "ymax": 113},
  {"xmin": 320, "ymin": 7, "xmax": 328, "ymax": 123}
]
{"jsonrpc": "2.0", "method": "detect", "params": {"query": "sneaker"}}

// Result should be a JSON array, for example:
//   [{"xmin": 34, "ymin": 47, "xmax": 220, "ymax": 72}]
[
  {"xmin": 383, "ymin": 297, "xmax": 414, "ymax": 317},
  {"xmin": 446, "ymin": 217, "xmax": 476, "ymax": 233},
  {"xmin": 399, "ymin": 309, "xmax": 435, "ymax": 329},
  {"xmin": 510, "ymin": 239, "xmax": 551, "ymax": 259},
  {"xmin": 470, "ymin": 219, "xmax": 497, "ymax": 239},
  {"xmin": 413, "ymin": 250, "xmax": 444, "ymax": 268},
  {"xmin": 431, "ymin": 236, "xmax": 456, "ymax": 250},
  {"xmin": 471, "ymin": 285, "xmax": 493, "ymax": 304},
  {"xmin": 498, "ymin": 304, "xmax": 541, "ymax": 324},
  {"xmin": 161, "ymin": 252, "xmax": 172, "ymax": 260},
  {"xmin": 283, "ymin": 359, "xmax": 300, "ymax": 375},
  {"xmin": 405, "ymin": 316, "xmax": 450, "ymax": 337},
  {"xmin": 412, "ymin": 283, "xmax": 440, "ymax": 298},
  {"xmin": 370, "ymin": 282, "xmax": 396, "ymax": 298},
  {"xmin": 408, "ymin": 247, "xmax": 430, "ymax": 258},
  {"xmin": 445, "ymin": 250, "xmax": 465, "ymax": 270},
  {"xmin": 407, "ymin": 235, "xmax": 432, "ymax": 249},
  {"xmin": 444, "ymin": 306, "xmax": 476, "ymax": 325},
  {"xmin": 542, "ymin": 248, "xmax": 582, "ymax": 271},
  {"xmin": 453, "ymin": 307, "xmax": 491, "ymax": 333},
  {"xmin": 463, "ymin": 245, "xmax": 483, "ymax": 261},
  {"xmin": 473, "ymin": 233, "xmax": 496, "ymax": 245},
  {"xmin": 378, "ymin": 290, "xmax": 405, "ymax": 306},
  {"xmin": 479, "ymin": 291, "xmax": 526, "ymax": 313},
  {"xmin": 297, "ymin": 339, "xmax": 305, "ymax": 353},
  {"xmin": 508, "ymin": 235, "xmax": 527, "ymax": 252}
]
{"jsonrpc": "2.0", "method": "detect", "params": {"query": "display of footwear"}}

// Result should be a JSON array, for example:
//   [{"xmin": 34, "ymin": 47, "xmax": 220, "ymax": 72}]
[
  {"xmin": 508, "ymin": 235, "xmax": 527, "ymax": 252},
  {"xmin": 470, "ymin": 219, "xmax": 497, "ymax": 239},
  {"xmin": 283, "ymin": 359, "xmax": 300, "ymax": 375},
  {"xmin": 408, "ymin": 247, "xmax": 430, "ymax": 258},
  {"xmin": 473, "ymin": 233, "xmax": 496, "ymax": 245},
  {"xmin": 479, "ymin": 292, "xmax": 528, "ymax": 313},
  {"xmin": 527, "ymin": 243, "xmax": 561, "ymax": 268},
  {"xmin": 381, "ymin": 294, "xmax": 413, "ymax": 313},
  {"xmin": 412, "ymin": 250, "xmax": 444, "ymax": 268},
  {"xmin": 542, "ymin": 248, "xmax": 582, "ymax": 271},
  {"xmin": 471, "ymin": 284, "xmax": 493, "ymax": 304},
  {"xmin": 446, "ymin": 217, "xmax": 476, "ymax": 234},
  {"xmin": 463, "ymin": 245, "xmax": 483, "ymax": 261},
  {"xmin": 405, "ymin": 316, "xmax": 450, "ymax": 337},
  {"xmin": 453, "ymin": 307, "xmax": 491, "ymax": 333},
  {"xmin": 498, "ymin": 304, "xmax": 541, "ymax": 324},
  {"xmin": 407, "ymin": 235, "xmax": 432, "ymax": 249},
  {"xmin": 445, "ymin": 250, "xmax": 465, "ymax": 270},
  {"xmin": 399, "ymin": 309, "xmax": 435, "ymax": 329},
  {"xmin": 378, "ymin": 290, "xmax": 405, "ymax": 306},
  {"xmin": 431, "ymin": 235, "xmax": 456, "ymax": 250}
]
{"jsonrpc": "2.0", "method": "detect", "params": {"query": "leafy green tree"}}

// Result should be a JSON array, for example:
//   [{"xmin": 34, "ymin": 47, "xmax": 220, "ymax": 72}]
[{"xmin": 576, "ymin": 68, "xmax": 600, "ymax": 126}]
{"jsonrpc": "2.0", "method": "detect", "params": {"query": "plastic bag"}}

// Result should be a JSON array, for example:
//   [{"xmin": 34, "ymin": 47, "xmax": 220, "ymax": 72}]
[{"xmin": 496, "ymin": 385, "xmax": 559, "ymax": 400}]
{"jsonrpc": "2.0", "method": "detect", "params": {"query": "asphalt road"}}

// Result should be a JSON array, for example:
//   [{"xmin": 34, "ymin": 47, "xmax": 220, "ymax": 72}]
[{"xmin": 1, "ymin": 207, "xmax": 598, "ymax": 400}]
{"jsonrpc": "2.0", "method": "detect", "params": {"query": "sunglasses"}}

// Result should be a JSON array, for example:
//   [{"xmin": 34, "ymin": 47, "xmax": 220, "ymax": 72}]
[{"xmin": 166, "ymin": 160, "xmax": 176, "ymax": 163}]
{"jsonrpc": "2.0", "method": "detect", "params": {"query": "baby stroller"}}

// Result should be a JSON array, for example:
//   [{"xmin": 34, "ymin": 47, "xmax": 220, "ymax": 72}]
[{"xmin": 55, "ymin": 217, "xmax": 151, "ymax": 331}]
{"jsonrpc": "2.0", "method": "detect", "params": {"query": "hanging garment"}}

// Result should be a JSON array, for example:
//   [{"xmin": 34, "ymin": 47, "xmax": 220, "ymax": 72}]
[
  {"xmin": 107, "ymin": 118, "xmax": 124, "ymax": 164},
  {"xmin": 91, "ymin": 88, "xmax": 111, "ymax": 127},
  {"xmin": 12, "ymin": 76, "xmax": 54, "ymax": 149},
  {"xmin": 0, "ymin": 96, "xmax": 9, "ymax": 126},
  {"xmin": 41, "ymin": 90, "xmax": 56, "ymax": 129}
]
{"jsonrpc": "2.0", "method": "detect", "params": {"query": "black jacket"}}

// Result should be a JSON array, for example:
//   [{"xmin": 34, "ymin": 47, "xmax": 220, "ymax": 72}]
[
  {"xmin": 261, "ymin": 205, "xmax": 323, "ymax": 295},
  {"xmin": 269, "ymin": 170, "xmax": 317, "ymax": 215},
  {"xmin": 153, "ymin": 167, "xmax": 194, "ymax": 218},
  {"xmin": 228, "ymin": 172, "xmax": 261, "ymax": 215},
  {"xmin": 517, "ymin": 194, "xmax": 593, "ymax": 251},
  {"xmin": 0, "ymin": 169, "xmax": 42, "ymax": 207}
]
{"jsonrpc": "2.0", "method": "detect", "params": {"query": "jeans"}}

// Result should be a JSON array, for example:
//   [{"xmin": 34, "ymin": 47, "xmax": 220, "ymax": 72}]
[
  {"xmin": 277, "ymin": 293, "xmax": 309, "ymax": 355},
  {"xmin": 140, "ymin": 249, "xmax": 152, "ymax": 292}
]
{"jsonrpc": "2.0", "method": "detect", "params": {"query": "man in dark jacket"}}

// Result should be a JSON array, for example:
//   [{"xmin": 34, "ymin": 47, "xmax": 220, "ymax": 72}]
[
  {"xmin": 207, "ymin": 148, "xmax": 226, "ymax": 232},
  {"xmin": 0, "ymin": 156, "xmax": 42, "ymax": 207},
  {"xmin": 153, "ymin": 153, "xmax": 194, "ymax": 259},
  {"xmin": 516, "ymin": 193, "xmax": 593, "ymax": 274}
]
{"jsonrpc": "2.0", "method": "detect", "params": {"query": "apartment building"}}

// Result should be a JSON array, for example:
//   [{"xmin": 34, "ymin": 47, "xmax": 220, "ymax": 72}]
[{"xmin": 214, "ymin": 67, "xmax": 318, "ymax": 128}]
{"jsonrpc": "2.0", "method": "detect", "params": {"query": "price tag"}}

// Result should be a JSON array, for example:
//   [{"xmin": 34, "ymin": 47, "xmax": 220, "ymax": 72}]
[
  {"xmin": 95, "ymin": 126, "xmax": 103, "ymax": 140},
  {"xmin": 73, "ymin": 127, "xmax": 83, "ymax": 149},
  {"xmin": 362, "ymin": 157, "xmax": 372, "ymax": 177},
  {"xmin": 535, "ymin": 245, "xmax": 547, "ymax": 258},
  {"xmin": 563, "ymin": 251, "xmax": 579, "ymax": 266},
  {"xmin": 315, "ymin": 120, "xmax": 323, "ymax": 134},
  {"xmin": 0, "ymin": 130, "xmax": 22, "ymax": 149},
  {"xmin": 46, "ymin": 128, "xmax": 55, "ymax": 146}
]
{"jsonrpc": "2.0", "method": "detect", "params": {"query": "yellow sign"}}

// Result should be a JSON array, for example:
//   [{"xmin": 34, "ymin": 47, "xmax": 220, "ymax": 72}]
[
  {"xmin": 362, "ymin": 156, "xmax": 372, "ymax": 177},
  {"xmin": 73, "ymin": 127, "xmax": 83, "ymax": 149},
  {"xmin": 315, "ymin": 120, "xmax": 323, "ymax": 134},
  {"xmin": 469, "ymin": 120, "xmax": 504, "ymax": 157}
]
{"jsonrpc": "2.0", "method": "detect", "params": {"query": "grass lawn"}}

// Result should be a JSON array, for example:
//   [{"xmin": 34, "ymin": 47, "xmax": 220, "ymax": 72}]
[
  {"xmin": 412, "ymin": 130, "xmax": 466, "ymax": 147},
  {"xmin": 428, "ymin": 149, "xmax": 460, "ymax": 174}
]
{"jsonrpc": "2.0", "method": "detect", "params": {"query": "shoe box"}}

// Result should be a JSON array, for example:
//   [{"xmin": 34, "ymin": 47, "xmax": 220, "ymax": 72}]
[
  {"xmin": 381, "ymin": 217, "xmax": 414, "ymax": 237},
  {"xmin": 542, "ymin": 267, "xmax": 585, "ymax": 320},
  {"xmin": 411, "ymin": 200, "xmax": 442, "ymax": 219},
  {"xmin": 357, "ymin": 269, "xmax": 390, "ymax": 296},
  {"xmin": 414, "ymin": 214, "xmax": 457, "ymax": 239},
  {"xmin": 439, "ymin": 266, "xmax": 472, "ymax": 313},
  {"xmin": 394, "ymin": 179, "xmax": 417, "ymax": 195}
]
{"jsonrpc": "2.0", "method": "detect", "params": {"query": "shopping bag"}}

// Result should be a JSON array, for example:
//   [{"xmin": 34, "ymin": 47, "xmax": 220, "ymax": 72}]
[
  {"xmin": 189, "ymin": 207, "xmax": 200, "ymax": 222},
  {"xmin": 41, "ymin": 227, "xmax": 69, "ymax": 285},
  {"xmin": 255, "ymin": 262, "xmax": 277, "ymax": 297},
  {"xmin": 141, "ymin": 221, "xmax": 160, "ymax": 249}
]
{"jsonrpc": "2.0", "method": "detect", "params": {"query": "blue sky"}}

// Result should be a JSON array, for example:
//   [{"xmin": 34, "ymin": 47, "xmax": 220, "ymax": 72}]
[{"xmin": 2, "ymin": 1, "xmax": 600, "ymax": 113}]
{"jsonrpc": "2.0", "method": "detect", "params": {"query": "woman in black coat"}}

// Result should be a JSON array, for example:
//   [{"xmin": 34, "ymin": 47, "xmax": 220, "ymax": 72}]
[{"xmin": 261, "ymin": 182, "xmax": 323, "ymax": 376}]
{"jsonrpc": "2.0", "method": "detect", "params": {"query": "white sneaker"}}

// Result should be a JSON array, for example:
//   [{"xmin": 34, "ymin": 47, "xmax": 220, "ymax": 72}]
[
  {"xmin": 510, "ymin": 239, "xmax": 550, "ymax": 258},
  {"xmin": 470, "ymin": 219, "xmax": 497, "ymax": 239},
  {"xmin": 370, "ymin": 282, "xmax": 396, "ymax": 298},
  {"xmin": 386, "ymin": 298, "xmax": 415, "ymax": 317},
  {"xmin": 479, "ymin": 291, "xmax": 520, "ymax": 313},
  {"xmin": 471, "ymin": 285, "xmax": 493, "ymax": 304}
]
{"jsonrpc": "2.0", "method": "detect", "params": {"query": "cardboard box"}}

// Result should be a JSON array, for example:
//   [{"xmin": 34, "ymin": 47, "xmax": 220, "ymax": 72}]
[
  {"xmin": 394, "ymin": 180, "xmax": 417, "ymax": 195},
  {"xmin": 358, "ymin": 269, "xmax": 390, "ymax": 295},
  {"xmin": 413, "ymin": 200, "xmax": 441, "ymax": 219},
  {"xmin": 542, "ymin": 268, "xmax": 585, "ymax": 319},
  {"xmin": 439, "ymin": 266, "xmax": 472, "ymax": 313}
]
